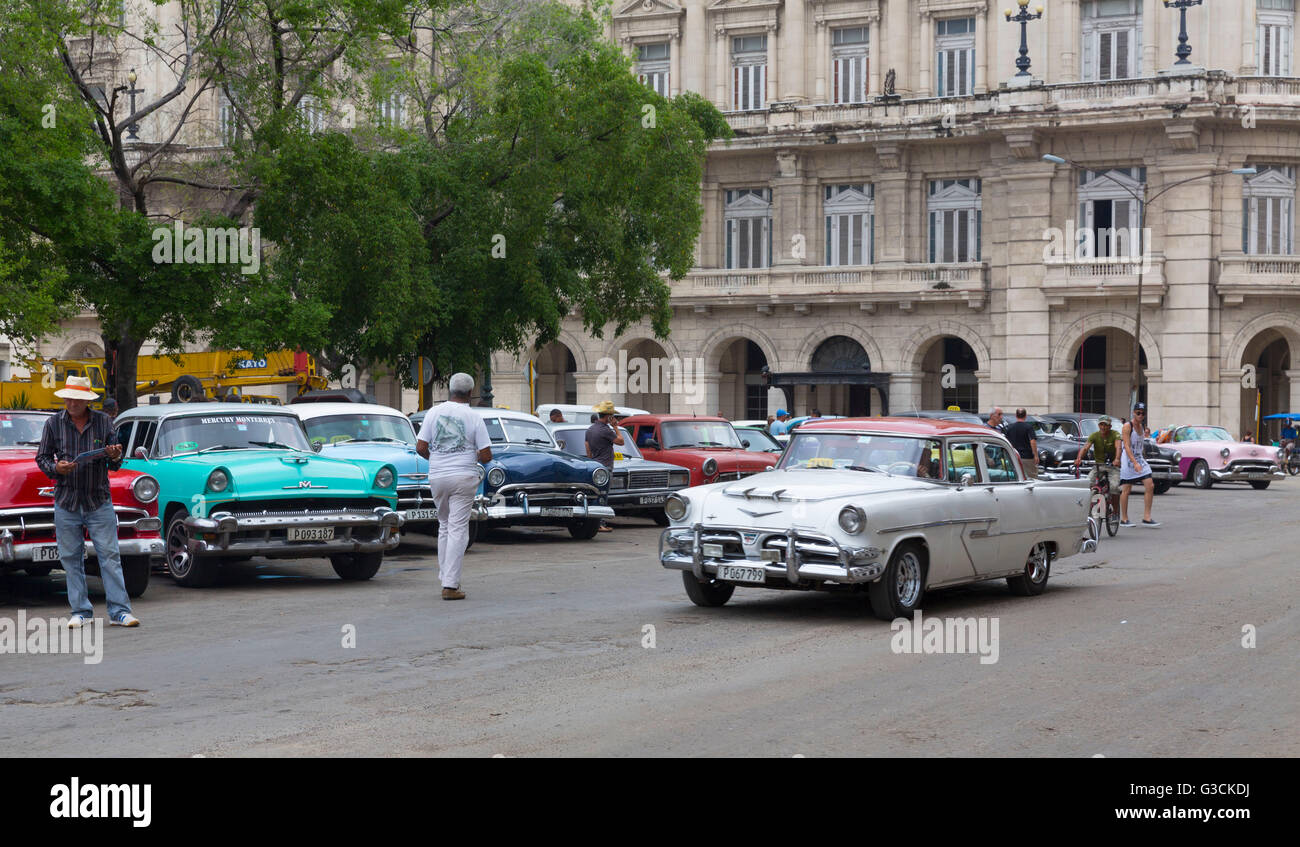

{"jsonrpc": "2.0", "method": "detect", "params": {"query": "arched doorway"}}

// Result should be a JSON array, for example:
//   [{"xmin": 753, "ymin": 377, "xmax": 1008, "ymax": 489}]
[
  {"xmin": 533, "ymin": 341, "xmax": 576, "ymax": 407},
  {"xmin": 1071, "ymin": 330, "xmax": 1147, "ymax": 414},
  {"xmin": 1242, "ymin": 332, "xmax": 1293, "ymax": 442},
  {"xmin": 919, "ymin": 336, "xmax": 979, "ymax": 411},
  {"xmin": 809, "ymin": 335, "xmax": 875, "ymax": 416},
  {"xmin": 717, "ymin": 339, "xmax": 768, "ymax": 419}
]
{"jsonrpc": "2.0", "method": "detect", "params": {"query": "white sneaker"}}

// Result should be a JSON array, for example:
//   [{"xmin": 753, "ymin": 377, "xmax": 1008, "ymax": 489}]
[
  {"xmin": 110, "ymin": 613, "xmax": 141, "ymax": 627},
  {"xmin": 67, "ymin": 614, "xmax": 91, "ymax": 629}
]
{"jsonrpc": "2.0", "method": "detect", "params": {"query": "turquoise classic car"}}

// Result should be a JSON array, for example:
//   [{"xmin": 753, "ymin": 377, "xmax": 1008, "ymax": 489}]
[{"xmin": 114, "ymin": 403, "xmax": 401, "ymax": 587}]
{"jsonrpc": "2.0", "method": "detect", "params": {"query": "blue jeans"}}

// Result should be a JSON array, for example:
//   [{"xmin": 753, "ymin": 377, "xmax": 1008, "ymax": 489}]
[{"xmin": 55, "ymin": 500, "xmax": 132, "ymax": 621}]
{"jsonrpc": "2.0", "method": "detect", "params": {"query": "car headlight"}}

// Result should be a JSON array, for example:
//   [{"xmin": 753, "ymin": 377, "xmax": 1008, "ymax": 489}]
[
  {"xmin": 374, "ymin": 467, "xmax": 394, "ymax": 488},
  {"xmin": 609, "ymin": 473, "xmax": 626, "ymax": 491},
  {"xmin": 1172, "ymin": 452, "xmax": 1181, "ymax": 463},
  {"xmin": 1220, "ymin": 447, "xmax": 1231, "ymax": 459},
  {"xmin": 593, "ymin": 467, "xmax": 611, "ymax": 487},
  {"xmin": 206, "ymin": 469, "xmax": 229, "ymax": 493},
  {"xmin": 668, "ymin": 470, "xmax": 689, "ymax": 488},
  {"xmin": 702, "ymin": 458, "xmax": 718, "ymax": 478},
  {"xmin": 1276, "ymin": 448, "xmax": 1284, "ymax": 461},
  {"xmin": 1053, "ymin": 450, "xmax": 1063, "ymax": 463},
  {"xmin": 664, "ymin": 493, "xmax": 689, "ymax": 522},
  {"xmin": 838, "ymin": 505, "xmax": 866, "ymax": 534},
  {"xmin": 131, "ymin": 474, "xmax": 159, "ymax": 504},
  {"xmin": 486, "ymin": 466, "xmax": 506, "ymax": 488}
]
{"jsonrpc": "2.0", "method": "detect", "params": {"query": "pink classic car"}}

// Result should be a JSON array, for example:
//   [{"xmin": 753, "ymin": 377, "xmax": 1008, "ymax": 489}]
[{"xmin": 1166, "ymin": 425, "xmax": 1285, "ymax": 490}]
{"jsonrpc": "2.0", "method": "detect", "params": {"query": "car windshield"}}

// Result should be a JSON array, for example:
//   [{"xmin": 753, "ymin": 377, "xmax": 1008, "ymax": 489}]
[
  {"xmin": 303, "ymin": 413, "xmax": 415, "ymax": 447},
  {"xmin": 484, "ymin": 417, "xmax": 555, "ymax": 447},
  {"xmin": 779, "ymin": 432, "xmax": 944, "ymax": 478},
  {"xmin": 1030, "ymin": 419, "xmax": 1057, "ymax": 436},
  {"xmin": 155, "ymin": 413, "xmax": 312, "ymax": 456},
  {"xmin": 1177, "ymin": 426, "xmax": 1232, "ymax": 442},
  {"xmin": 553, "ymin": 427, "xmax": 640, "ymax": 459},
  {"xmin": 1079, "ymin": 419, "xmax": 1101, "ymax": 436},
  {"xmin": 660, "ymin": 421, "xmax": 743, "ymax": 449},
  {"xmin": 0, "ymin": 412, "xmax": 49, "ymax": 446},
  {"xmin": 738, "ymin": 428, "xmax": 782, "ymax": 451}
]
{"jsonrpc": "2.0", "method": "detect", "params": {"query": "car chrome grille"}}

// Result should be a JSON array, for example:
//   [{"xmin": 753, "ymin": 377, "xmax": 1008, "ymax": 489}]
[
  {"xmin": 1225, "ymin": 460, "xmax": 1275, "ymax": 474},
  {"xmin": 211, "ymin": 498, "xmax": 391, "ymax": 516},
  {"xmin": 506, "ymin": 486, "xmax": 589, "ymax": 505},
  {"xmin": 698, "ymin": 530, "xmax": 748, "ymax": 559},
  {"xmin": 763, "ymin": 533, "xmax": 842, "ymax": 567},
  {"xmin": 396, "ymin": 487, "xmax": 434, "ymax": 510},
  {"xmin": 0, "ymin": 506, "xmax": 149, "ymax": 541},
  {"xmin": 627, "ymin": 471, "xmax": 669, "ymax": 490}
]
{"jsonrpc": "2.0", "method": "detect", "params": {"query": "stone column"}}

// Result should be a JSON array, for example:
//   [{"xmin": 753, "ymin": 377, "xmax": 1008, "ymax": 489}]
[
  {"xmin": 1156, "ymin": 155, "xmax": 1219, "ymax": 426},
  {"xmin": 700, "ymin": 181, "xmax": 720, "ymax": 267},
  {"xmin": 1241, "ymin": 0, "xmax": 1258, "ymax": 74},
  {"xmin": 889, "ymin": 373, "xmax": 923, "ymax": 413},
  {"xmin": 670, "ymin": 32, "xmax": 682, "ymax": 97},
  {"xmin": 772, "ymin": 150, "xmax": 806, "ymax": 267},
  {"xmin": 766, "ymin": 23, "xmax": 780, "ymax": 105},
  {"xmin": 680, "ymin": 374, "xmax": 721, "ymax": 416},
  {"xmin": 814, "ymin": 20, "xmax": 827, "ymax": 101},
  {"xmin": 868, "ymin": 14, "xmax": 882, "ymax": 96},
  {"xmin": 1059, "ymin": 0, "xmax": 1078, "ymax": 82},
  {"xmin": 715, "ymin": 26, "xmax": 730, "ymax": 109},
  {"xmin": 1002, "ymin": 165, "xmax": 1056, "ymax": 410},
  {"xmin": 1142, "ymin": 0, "xmax": 1161, "ymax": 75},
  {"xmin": 874, "ymin": 152, "xmax": 908, "ymax": 262},
  {"xmin": 1287, "ymin": 369, "xmax": 1300, "ymax": 418},
  {"xmin": 1048, "ymin": 370, "xmax": 1078, "ymax": 413},
  {"xmin": 974, "ymin": 4, "xmax": 988, "ymax": 94},
  {"xmin": 974, "ymin": 368, "xmax": 991, "ymax": 414},
  {"xmin": 919, "ymin": 11, "xmax": 934, "ymax": 95},
  {"xmin": 573, "ymin": 370, "xmax": 604, "ymax": 409},
  {"xmin": 782, "ymin": 0, "xmax": 805, "ymax": 102}
]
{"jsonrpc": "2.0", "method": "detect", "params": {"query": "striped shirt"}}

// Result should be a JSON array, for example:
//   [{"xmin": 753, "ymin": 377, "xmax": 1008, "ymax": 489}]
[{"xmin": 35, "ymin": 409, "xmax": 123, "ymax": 512}]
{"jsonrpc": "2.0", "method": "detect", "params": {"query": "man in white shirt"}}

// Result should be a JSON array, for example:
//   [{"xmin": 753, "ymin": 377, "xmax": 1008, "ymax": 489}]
[{"xmin": 416, "ymin": 373, "xmax": 492, "ymax": 600}]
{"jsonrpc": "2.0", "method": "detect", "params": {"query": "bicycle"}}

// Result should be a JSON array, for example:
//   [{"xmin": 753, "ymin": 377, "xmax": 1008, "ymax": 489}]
[{"xmin": 1077, "ymin": 464, "xmax": 1119, "ymax": 537}]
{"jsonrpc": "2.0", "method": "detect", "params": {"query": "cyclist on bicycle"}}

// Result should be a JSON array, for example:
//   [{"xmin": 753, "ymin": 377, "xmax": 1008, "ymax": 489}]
[
  {"xmin": 1073, "ymin": 415, "xmax": 1121, "ymax": 518},
  {"xmin": 1281, "ymin": 419, "xmax": 1297, "ymax": 463}
]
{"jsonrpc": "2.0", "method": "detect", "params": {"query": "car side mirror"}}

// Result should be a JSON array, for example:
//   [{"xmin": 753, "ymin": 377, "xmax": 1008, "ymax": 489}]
[
  {"xmin": 960, "ymin": 472, "xmax": 975, "ymax": 487},
  {"xmin": 741, "ymin": 439, "xmax": 751, "ymax": 448},
  {"xmin": 133, "ymin": 447, "xmax": 148, "ymax": 460},
  {"xmin": 312, "ymin": 442, "xmax": 322, "ymax": 452},
  {"xmin": 644, "ymin": 439, "xmax": 659, "ymax": 450}
]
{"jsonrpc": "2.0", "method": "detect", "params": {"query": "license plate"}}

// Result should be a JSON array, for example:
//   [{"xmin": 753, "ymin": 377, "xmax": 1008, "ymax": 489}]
[
  {"xmin": 34, "ymin": 545, "xmax": 61, "ymax": 563},
  {"xmin": 638, "ymin": 495, "xmax": 666, "ymax": 505},
  {"xmin": 717, "ymin": 564, "xmax": 766, "ymax": 584},
  {"xmin": 538, "ymin": 507, "xmax": 572, "ymax": 517},
  {"xmin": 406, "ymin": 509, "xmax": 437, "ymax": 521},
  {"xmin": 288, "ymin": 527, "xmax": 334, "ymax": 542}
]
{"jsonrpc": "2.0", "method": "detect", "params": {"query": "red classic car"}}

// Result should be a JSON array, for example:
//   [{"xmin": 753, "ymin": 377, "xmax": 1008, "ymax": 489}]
[
  {"xmin": 0, "ymin": 411, "xmax": 163, "ymax": 597},
  {"xmin": 620, "ymin": 414, "xmax": 779, "ymax": 485}
]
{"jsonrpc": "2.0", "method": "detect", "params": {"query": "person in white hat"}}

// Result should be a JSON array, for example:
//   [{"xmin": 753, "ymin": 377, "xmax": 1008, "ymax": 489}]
[{"xmin": 34, "ymin": 376, "xmax": 139, "ymax": 627}]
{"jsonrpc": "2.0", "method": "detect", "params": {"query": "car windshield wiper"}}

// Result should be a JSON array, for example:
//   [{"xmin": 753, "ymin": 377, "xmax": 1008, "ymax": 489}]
[
  {"xmin": 524, "ymin": 438, "xmax": 552, "ymax": 445},
  {"xmin": 248, "ymin": 440, "xmax": 300, "ymax": 451},
  {"xmin": 354, "ymin": 436, "xmax": 407, "ymax": 443},
  {"xmin": 15, "ymin": 440, "xmax": 41, "ymax": 446},
  {"xmin": 846, "ymin": 465, "xmax": 886, "ymax": 474},
  {"xmin": 197, "ymin": 444, "xmax": 242, "ymax": 454}
]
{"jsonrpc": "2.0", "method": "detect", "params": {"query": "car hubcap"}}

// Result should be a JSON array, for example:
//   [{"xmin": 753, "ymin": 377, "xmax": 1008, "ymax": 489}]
[
  {"xmin": 1196, "ymin": 465, "xmax": 1206, "ymax": 486},
  {"xmin": 896, "ymin": 551, "xmax": 922, "ymax": 607},
  {"xmin": 1027, "ymin": 543, "xmax": 1049, "ymax": 583},
  {"xmin": 167, "ymin": 521, "xmax": 191, "ymax": 577}
]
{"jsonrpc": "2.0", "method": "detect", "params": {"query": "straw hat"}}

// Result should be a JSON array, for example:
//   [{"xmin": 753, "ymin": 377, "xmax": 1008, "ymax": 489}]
[
  {"xmin": 592, "ymin": 400, "xmax": 616, "ymax": 415},
  {"xmin": 54, "ymin": 375, "xmax": 100, "ymax": 400}
]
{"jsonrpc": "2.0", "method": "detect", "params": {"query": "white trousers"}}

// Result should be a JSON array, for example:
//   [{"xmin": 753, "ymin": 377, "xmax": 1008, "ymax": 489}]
[{"xmin": 430, "ymin": 471, "xmax": 479, "ymax": 589}]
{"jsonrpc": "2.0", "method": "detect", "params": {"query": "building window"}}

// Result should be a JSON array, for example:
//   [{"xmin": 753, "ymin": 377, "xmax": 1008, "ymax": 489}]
[
  {"xmin": 824, "ymin": 184, "xmax": 873, "ymax": 266},
  {"xmin": 637, "ymin": 42, "xmax": 671, "ymax": 97},
  {"xmin": 1082, "ymin": 0, "xmax": 1142, "ymax": 81},
  {"xmin": 725, "ymin": 188, "xmax": 772, "ymax": 269},
  {"xmin": 1078, "ymin": 167, "xmax": 1145, "ymax": 259},
  {"xmin": 219, "ymin": 92, "xmax": 239, "ymax": 146},
  {"xmin": 831, "ymin": 26, "xmax": 869, "ymax": 104},
  {"xmin": 928, "ymin": 178, "xmax": 981, "ymax": 263},
  {"xmin": 1259, "ymin": 0, "xmax": 1295, "ymax": 76},
  {"xmin": 935, "ymin": 17, "xmax": 975, "ymax": 97},
  {"xmin": 299, "ymin": 95, "xmax": 325, "ymax": 133},
  {"xmin": 379, "ymin": 92, "xmax": 406, "ymax": 127},
  {"xmin": 731, "ymin": 34, "xmax": 767, "ymax": 112},
  {"xmin": 1242, "ymin": 166, "xmax": 1296, "ymax": 255}
]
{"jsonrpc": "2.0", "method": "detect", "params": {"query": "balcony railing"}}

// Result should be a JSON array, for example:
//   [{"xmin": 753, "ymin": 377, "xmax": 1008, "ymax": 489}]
[
  {"xmin": 1041, "ymin": 255, "xmax": 1167, "ymax": 307},
  {"xmin": 672, "ymin": 263, "xmax": 989, "ymax": 310},
  {"xmin": 1217, "ymin": 255, "xmax": 1300, "ymax": 304}
]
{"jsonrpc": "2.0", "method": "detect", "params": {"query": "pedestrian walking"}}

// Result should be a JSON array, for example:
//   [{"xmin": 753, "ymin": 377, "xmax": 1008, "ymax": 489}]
[
  {"xmin": 416, "ymin": 373, "xmax": 492, "ymax": 600},
  {"xmin": 35, "ymin": 376, "xmax": 139, "ymax": 628},
  {"xmin": 1004, "ymin": 408, "xmax": 1039, "ymax": 479},
  {"xmin": 1119, "ymin": 402, "xmax": 1159, "ymax": 528},
  {"xmin": 586, "ymin": 400, "xmax": 624, "ymax": 533}
]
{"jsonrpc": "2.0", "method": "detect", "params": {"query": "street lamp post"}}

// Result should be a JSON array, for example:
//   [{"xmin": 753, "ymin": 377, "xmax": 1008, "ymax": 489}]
[
  {"xmin": 125, "ymin": 68, "xmax": 143, "ymax": 140},
  {"xmin": 1004, "ymin": 0, "xmax": 1044, "ymax": 79},
  {"xmin": 1164, "ymin": 0, "xmax": 1204, "ymax": 66},
  {"xmin": 1042, "ymin": 154, "xmax": 1255, "ymax": 412}
]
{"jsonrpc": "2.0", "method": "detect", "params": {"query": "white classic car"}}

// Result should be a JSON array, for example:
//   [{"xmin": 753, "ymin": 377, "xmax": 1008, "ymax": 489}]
[{"xmin": 660, "ymin": 418, "xmax": 1095, "ymax": 620}]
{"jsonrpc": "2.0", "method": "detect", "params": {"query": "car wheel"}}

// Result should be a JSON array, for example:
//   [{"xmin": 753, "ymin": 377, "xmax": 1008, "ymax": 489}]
[
  {"xmin": 330, "ymin": 552, "xmax": 383, "ymax": 580},
  {"xmin": 122, "ymin": 556, "xmax": 150, "ymax": 598},
  {"xmin": 652, "ymin": 511, "xmax": 670, "ymax": 527},
  {"xmin": 1250, "ymin": 480, "xmax": 1271, "ymax": 490},
  {"xmin": 681, "ymin": 570, "xmax": 735, "ymax": 607},
  {"xmin": 1153, "ymin": 480, "xmax": 1171, "ymax": 495},
  {"xmin": 165, "ymin": 509, "xmax": 216, "ymax": 587},
  {"xmin": 23, "ymin": 565, "xmax": 53, "ymax": 578},
  {"xmin": 466, "ymin": 520, "xmax": 478, "ymax": 550},
  {"xmin": 1191, "ymin": 460, "xmax": 1213, "ymax": 489},
  {"xmin": 568, "ymin": 518, "xmax": 602, "ymax": 540},
  {"xmin": 1007, "ymin": 541, "xmax": 1051, "ymax": 596},
  {"xmin": 868, "ymin": 542, "xmax": 926, "ymax": 621}
]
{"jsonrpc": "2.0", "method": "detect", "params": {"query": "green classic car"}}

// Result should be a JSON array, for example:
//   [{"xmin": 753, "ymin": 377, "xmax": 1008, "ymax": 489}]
[{"xmin": 115, "ymin": 403, "xmax": 401, "ymax": 587}]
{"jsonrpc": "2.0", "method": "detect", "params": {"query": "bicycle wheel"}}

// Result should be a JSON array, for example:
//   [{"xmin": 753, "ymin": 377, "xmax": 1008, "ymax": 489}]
[
  {"xmin": 1105, "ymin": 500, "xmax": 1120, "ymax": 536},
  {"xmin": 1288, "ymin": 458, "xmax": 1300, "ymax": 476}
]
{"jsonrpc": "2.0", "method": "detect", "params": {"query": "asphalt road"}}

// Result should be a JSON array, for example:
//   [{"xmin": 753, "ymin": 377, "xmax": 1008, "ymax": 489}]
[{"xmin": 2, "ymin": 479, "xmax": 1296, "ymax": 757}]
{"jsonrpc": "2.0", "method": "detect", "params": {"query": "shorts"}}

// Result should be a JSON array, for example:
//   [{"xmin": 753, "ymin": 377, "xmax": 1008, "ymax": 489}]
[
  {"xmin": 1120, "ymin": 473, "xmax": 1152, "ymax": 486},
  {"xmin": 1089, "ymin": 465, "xmax": 1120, "ymax": 489}
]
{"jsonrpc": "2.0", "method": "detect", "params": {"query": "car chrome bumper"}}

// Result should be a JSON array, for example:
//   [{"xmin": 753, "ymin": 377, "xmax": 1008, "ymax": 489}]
[
  {"xmin": 659, "ymin": 524, "xmax": 885, "ymax": 585},
  {"xmin": 183, "ymin": 508, "xmax": 402, "ymax": 557},
  {"xmin": 1209, "ymin": 467, "xmax": 1284, "ymax": 481},
  {"xmin": 473, "ymin": 484, "xmax": 613, "ymax": 522},
  {"xmin": 0, "ymin": 528, "xmax": 164, "ymax": 565},
  {"xmin": 608, "ymin": 488, "xmax": 681, "ymax": 509}
]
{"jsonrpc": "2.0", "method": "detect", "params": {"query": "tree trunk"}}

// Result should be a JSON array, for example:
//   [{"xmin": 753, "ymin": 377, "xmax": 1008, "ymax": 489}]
[{"xmin": 104, "ymin": 332, "xmax": 144, "ymax": 413}]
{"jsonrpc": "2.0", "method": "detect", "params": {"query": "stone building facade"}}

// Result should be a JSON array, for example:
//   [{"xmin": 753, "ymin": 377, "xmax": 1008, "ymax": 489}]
[{"xmin": 490, "ymin": 0, "xmax": 1300, "ymax": 439}]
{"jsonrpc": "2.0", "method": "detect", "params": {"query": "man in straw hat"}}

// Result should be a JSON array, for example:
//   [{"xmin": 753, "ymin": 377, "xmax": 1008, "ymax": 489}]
[
  {"xmin": 585, "ymin": 401, "xmax": 624, "ymax": 533},
  {"xmin": 35, "ymin": 376, "xmax": 140, "ymax": 627}
]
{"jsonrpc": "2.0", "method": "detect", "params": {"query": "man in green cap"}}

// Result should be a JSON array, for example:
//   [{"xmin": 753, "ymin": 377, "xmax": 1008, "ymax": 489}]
[{"xmin": 1074, "ymin": 415, "xmax": 1120, "ymax": 522}]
